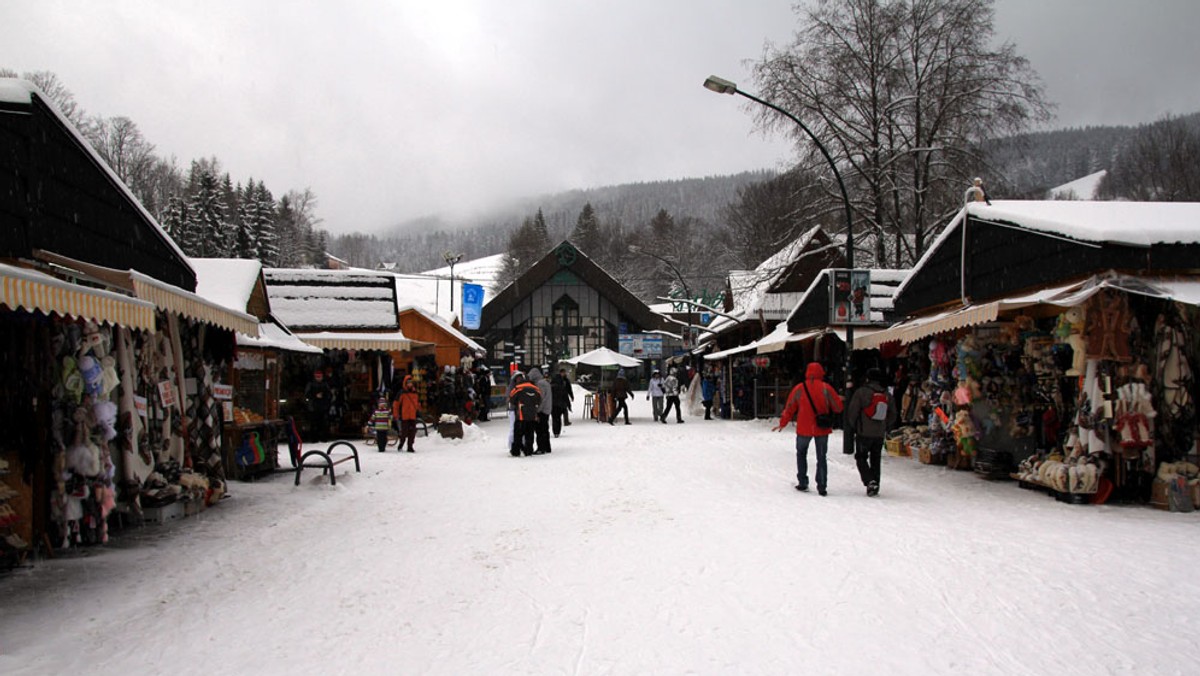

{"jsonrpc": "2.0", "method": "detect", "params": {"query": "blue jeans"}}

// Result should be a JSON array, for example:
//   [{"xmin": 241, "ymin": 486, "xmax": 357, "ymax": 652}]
[{"xmin": 796, "ymin": 435, "xmax": 829, "ymax": 489}]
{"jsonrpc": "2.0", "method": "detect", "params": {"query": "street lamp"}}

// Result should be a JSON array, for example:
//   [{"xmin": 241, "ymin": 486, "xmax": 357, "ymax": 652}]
[
  {"xmin": 704, "ymin": 75, "xmax": 856, "ymax": 452},
  {"xmin": 443, "ymin": 251, "xmax": 463, "ymax": 313}
]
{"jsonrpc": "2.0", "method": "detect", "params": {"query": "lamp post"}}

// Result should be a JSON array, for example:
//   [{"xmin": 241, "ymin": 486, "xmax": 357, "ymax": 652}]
[
  {"xmin": 443, "ymin": 251, "xmax": 463, "ymax": 313},
  {"xmin": 704, "ymin": 75, "xmax": 856, "ymax": 453}
]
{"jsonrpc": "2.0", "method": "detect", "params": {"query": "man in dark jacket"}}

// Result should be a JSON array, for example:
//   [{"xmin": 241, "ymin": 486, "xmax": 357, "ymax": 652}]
[
  {"xmin": 304, "ymin": 370, "xmax": 331, "ymax": 441},
  {"xmin": 551, "ymin": 368, "xmax": 574, "ymax": 436},
  {"xmin": 508, "ymin": 372, "xmax": 542, "ymax": 457},
  {"xmin": 844, "ymin": 368, "xmax": 899, "ymax": 496},
  {"xmin": 610, "ymin": 369, "xmax": 631, "ymax": 425}
]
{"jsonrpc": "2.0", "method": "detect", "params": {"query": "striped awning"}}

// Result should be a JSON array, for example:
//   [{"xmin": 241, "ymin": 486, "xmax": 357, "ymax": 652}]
[
  {"xmin": 295, "ymin": 330, "xmax": 427, "ymax": 352},
  {"xmin": 131, "ymin": 271, "xmax": 258, "ymax": 335},
  {"xmin": 0, "ymin": 263, "xmax": 156, "ymax": 331}
]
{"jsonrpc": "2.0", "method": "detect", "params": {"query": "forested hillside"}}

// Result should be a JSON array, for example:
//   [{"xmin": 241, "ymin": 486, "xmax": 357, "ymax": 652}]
[{"xmin": 331, "ymin": 172, "xmax": 773, "ymax": 272}]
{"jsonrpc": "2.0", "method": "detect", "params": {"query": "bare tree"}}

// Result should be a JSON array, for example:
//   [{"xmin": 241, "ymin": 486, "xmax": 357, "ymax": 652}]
[
  {"xmin": 752, "ymin": 0, "xmax": 1052, "ymax": 267},
  {"xmin": 1098, "ymin": 115, "xmax": 1200, "ymax": 201},
  {"xmin": 722, "ymin": 166, "xmax": 828, "ymax": 268}
]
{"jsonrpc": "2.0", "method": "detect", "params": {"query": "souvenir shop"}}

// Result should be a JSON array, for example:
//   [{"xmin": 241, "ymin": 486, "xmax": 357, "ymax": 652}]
[
  {"xmin": 878, "ymin": 278, "xmax": 1198, "ymax": 507},
  {"xmin": 0, "ymin": 266, "xmax": 252, "ymax": 566}
]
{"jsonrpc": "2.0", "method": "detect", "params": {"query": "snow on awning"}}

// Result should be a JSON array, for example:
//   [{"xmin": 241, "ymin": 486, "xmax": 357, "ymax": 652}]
[
  {"xmin": 131, "ymin": 271, "xmax": 258, "ymax": 335},
  {"xmin": 704, "ymin": 341, "xmax": 759, "ymax": 361},
  {"xmin": 0, "ymin": 263, "xmax": 156, "ymax": 332},
  {"xmin": 294, "ymin": 330, "xmax": 427, "ymax": 352},
  {"xmin": 237, "ymin": 321, "xmax": 322, "ymax": 354},
  {"xmin": 756, "ymin": 325, "xmax": 826, "ymax": 354}
]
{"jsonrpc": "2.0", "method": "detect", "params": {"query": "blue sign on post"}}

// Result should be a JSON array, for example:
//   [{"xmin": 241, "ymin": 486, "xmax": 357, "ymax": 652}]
[{"xmin": 462, "ymin": 283, "xmax": 484, "ymax": 330}]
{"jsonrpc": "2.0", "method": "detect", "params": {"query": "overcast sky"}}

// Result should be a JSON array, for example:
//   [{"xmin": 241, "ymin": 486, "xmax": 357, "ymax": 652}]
[{"xmin": 4, "ymin": 0, "xmax": 1200, "ymax": 236}]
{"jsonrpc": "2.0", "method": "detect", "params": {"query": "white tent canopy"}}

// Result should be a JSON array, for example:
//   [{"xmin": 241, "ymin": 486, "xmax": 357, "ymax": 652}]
[{"xmin": 564, "ymin": 346, "xmax": 643, "ymax": 368}]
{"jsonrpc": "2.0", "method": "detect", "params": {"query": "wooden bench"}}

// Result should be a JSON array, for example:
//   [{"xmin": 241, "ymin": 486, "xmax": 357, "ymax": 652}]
[{"xmin": 286, "ymin": 417, "xmax": 361, "ymax": 486}]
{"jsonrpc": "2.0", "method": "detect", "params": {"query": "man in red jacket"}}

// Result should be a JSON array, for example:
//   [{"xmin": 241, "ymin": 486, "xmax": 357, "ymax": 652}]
[{"xmin": 773, "ymin": 362, "xmax": 844, "ymax": 495}]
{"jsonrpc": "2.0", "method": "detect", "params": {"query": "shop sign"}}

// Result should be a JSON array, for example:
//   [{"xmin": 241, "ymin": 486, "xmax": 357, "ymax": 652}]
[
  {"xmin": 829, "ymin": 269, "xmax": 872, "ymax": 325},
  {"xmin": 212, "ymin": 383, "xmax": 234, "ymax": 401},
  {"xmin": 619, "ymin": 333, "xmax": 663, "ymax": 357},
  {"xmin": 157, "ymin": 380, "xmax": 177, "ymax": 409}
]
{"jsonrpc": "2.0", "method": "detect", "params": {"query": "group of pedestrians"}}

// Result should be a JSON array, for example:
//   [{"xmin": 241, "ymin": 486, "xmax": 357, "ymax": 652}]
[
  {"xmin": 774, "ymin": 364, "xmax": 898, "ymax": 497},
  {"xmin": 368, "ymin": 375, "xmax": 423, "ymax": 454},
  {"xmin": 646, "ymin": 368, "xmax": 684, "ymax": 423},
  {"xmin": 507, "ymin": 367, "xmax": 576, "ymax": 457}
]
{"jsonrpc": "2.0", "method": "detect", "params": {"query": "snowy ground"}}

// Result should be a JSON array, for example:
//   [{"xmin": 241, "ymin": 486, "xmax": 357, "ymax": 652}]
[{"xmin": 3, "ymin": 391, "xmax": 1200, "ymax": 676}]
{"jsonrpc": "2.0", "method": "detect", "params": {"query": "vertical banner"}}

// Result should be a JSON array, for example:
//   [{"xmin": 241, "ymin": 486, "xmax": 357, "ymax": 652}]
[
  {"xmin": 829, "ymin": 269, "xmax": 873, "ymax": 325},
  {"xmin": 461, "ymin": 283, "xmax": 484, "ymax": 330}
]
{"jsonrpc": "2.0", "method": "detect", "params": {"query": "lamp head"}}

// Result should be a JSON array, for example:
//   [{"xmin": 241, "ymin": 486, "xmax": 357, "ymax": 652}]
[{"xmin": 703, "ymin": 75, "xmax": 738, "ymax": 95}]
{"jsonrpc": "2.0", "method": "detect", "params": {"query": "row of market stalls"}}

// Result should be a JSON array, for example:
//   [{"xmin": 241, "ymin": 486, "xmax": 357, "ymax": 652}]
[
  {"xmin": 699, "ymin": 198, "xmax": 1200, "ymax": 508},
  {"xmin": 0, "ymin": 78, "xmax": 487, "ymax": 567}
]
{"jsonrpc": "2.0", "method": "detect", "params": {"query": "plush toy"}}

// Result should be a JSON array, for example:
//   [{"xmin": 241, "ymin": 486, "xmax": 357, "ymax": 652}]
[
  {"xmin": 61, "ymin": 356, "xmax": 84, "ymax": 404},
  {"xmin": 952, "ymin": 410, "xmax": 978, "ymax": 455},
  {"xmin": 1053, "ymin": 306, "xmax": 1088, "ymax": 375},
  {"xmin": 66, "ymin": 439, "xmax": 101, "ymax": 476},
  {"xmin": 78, "ymin": 355, "xmax": 104, "ymax": 397},
  {"xmin": 92, "ymin": 399, "xmax": 119, "ymax": 441}
]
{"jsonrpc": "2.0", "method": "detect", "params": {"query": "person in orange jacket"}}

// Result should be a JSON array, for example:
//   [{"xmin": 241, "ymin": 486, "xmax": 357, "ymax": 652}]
[
  {"xmin": 508, "ymin": 372, "xmax": 542, "ymax": 457},
  {"xmin": 773, "ymin": 362, "xmax": 844, "ymax": 495},
  {"xmin": 392, "ymin": 375, "xmax": 421, "ymax": 453}
]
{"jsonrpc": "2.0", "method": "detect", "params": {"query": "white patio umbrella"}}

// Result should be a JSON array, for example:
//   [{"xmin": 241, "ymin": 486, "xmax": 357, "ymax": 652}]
[{"xmin": 564, "ymin": 346, "xmax": 643, "ymax": 368}]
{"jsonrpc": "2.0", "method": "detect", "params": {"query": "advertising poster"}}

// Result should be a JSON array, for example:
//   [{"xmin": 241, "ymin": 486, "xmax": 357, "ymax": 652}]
[{"xmin": 830, "ymin": 269, "xmax": 872, "ymax": 325}]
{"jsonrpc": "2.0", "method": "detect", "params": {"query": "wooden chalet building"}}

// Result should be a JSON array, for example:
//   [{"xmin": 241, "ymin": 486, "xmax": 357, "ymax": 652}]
[{"xmin": 476, "ymin": 241, "xmax": 672, "ymax": 371}]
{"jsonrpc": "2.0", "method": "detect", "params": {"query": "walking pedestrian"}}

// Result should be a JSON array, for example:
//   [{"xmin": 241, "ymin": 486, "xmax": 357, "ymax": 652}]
[
  {"xmin": 662, "ymin": 367, "xmax": 684, "ymax": 423},
  {"xmin": 370, "ymin": 396, "xmax": 392, "ymax": 453},
  {"xmin": 845, "ymin": 368, "xmax": 897, "ymax": 496},
  {"xmin": 647, "ymin": 369, "xmax": 665, "ymax": 422},
  {"xmin": 773, "ymin": 362, "xmax": 844, "ymax": 496},
  {"xmin": 393, "ymin": 375, "xmax": 421, "ymax": 453},
  {"xmin": 610, "ymin": 369, "xmax": 631, "ymax": 425}
]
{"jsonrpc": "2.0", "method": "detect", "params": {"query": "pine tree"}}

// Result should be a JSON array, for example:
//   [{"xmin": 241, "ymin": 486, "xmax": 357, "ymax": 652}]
[
  {"xmin": 570, "ymin": 202, "xmax": 603, "ymax": 257},
  {"xmin": 252, "ymin": 181, "xmax": 279, "ymax": 266},
  {"xmin": 185, "ymin": 165, "xmax": 225, "ymax": 257},
  {"xmin": 161, "ymin": 194, "xmax": 190, "ymax": 252}
]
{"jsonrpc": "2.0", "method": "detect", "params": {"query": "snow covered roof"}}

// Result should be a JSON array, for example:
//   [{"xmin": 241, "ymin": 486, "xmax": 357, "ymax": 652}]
[
  {"xmin": 397, "ymin": 304, "xmax": 484, "ymax": 352},
  {"xmin": 237, "ymin": 320, "xmax": 322, "ymax": 354},
  {"xmin": 190, "ymin": 258, "xmax": 263, "ymax": 313},
  {"xmin": 896, "ymin": 199, "xmax": 1200, "ymax": 302},
  {"xmin": 1048, "ymin": 170, "xmax": 1107, "ymax": 200},
  {"xmin": 264, "ymin": 268, "xmax": 399, "ymax": 331},
  {"xmin": 707, "ymin": 226, "xmax": 833, "ymax": 334},
  {"xmin": 0, "ymin": 78, "xmax": 193, "ymax": 279}
]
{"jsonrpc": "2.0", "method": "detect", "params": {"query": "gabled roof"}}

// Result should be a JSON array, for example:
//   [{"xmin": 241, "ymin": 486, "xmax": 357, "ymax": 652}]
[
  {"xmin": 190, "ymin": 258, "xmax": 266, "ymax": 316},
  {"xmin": 0, "ymin": 78, "xmax": 194, "ymax": 290},
  {"xmin": 398, "ymin": 305, "xmax": 484, "ymax": 352},
  {"xmin": 264, "ymin": 267, "xmax": 399, "ymax": 332},
  {"xmin": 894, "ymin": 200, "xmax": 1200, "ymax": 315},
  {"xmin": 705, "ymin": 226, "xmax": 841, "ymax": 337},
  {"xmin": 479, "ymin": 241, "xmax": 669, "ymax": 332}
]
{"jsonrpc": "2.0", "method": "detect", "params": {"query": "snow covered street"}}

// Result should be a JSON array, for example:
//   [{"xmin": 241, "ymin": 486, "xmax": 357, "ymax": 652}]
[{"xmin": 3, "ymin": 394, "xmax": 1199, "ymax": 676}]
